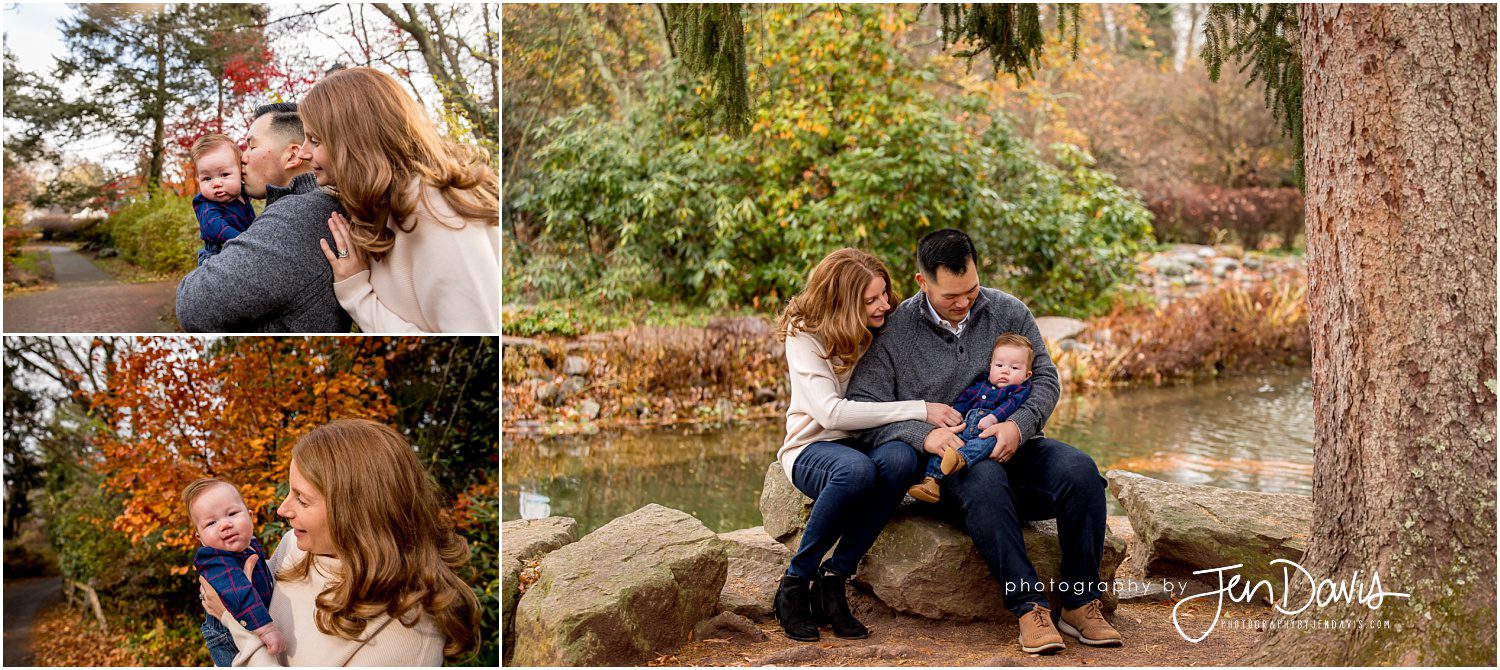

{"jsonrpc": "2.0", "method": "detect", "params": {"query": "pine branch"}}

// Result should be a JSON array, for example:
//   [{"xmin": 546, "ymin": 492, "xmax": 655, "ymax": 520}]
[{"xmin": 1200, "ymin": 4, "xmax": 1304, "ymax": 188}]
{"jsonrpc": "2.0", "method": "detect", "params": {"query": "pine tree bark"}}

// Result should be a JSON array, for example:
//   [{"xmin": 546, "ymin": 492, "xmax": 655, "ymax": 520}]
[{"xmin": 1242, "ymin": 4, "xmax": 1495, "ymax": 664}]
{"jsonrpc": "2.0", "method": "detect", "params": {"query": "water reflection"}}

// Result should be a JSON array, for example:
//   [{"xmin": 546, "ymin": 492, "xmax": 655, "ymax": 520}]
[{"xmin": 503, "ymin": 368, "xmax": 1314, "ymax": 534}]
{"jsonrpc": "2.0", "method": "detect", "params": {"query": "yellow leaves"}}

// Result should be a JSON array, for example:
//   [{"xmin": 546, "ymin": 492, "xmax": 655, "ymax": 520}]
[
  {"xmin": 855, "ymin": 224, "xmax": 867, "ymax": 238},
  {"xmin": 170, "ymin": 565, "xmax": 192, "ymax": 576}
]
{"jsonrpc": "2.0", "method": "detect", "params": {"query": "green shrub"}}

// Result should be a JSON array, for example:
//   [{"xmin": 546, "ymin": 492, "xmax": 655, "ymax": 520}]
[
  {"xmin": 508, "ymin": 6, "xmax": 1153, "ymax": 317},
  {"xmin": 99, "ymin": 193, "xmax": 200, "ymax": 275},
  {"xmin": 453, "ymin": 487, "xmax": 499, "ymax": 667}
]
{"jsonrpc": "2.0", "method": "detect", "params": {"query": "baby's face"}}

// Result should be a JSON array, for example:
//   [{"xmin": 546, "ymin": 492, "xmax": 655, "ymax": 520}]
[
  {"xmin": 988, "ymin": 344, "xmax": 1033, "ymax": 387},
  {"xmin": 196, "ymin": 144, "xmax": 243, "ymax": 203},
  {"xmin": 191, "ymin": 483, "xmax": 255, "ymax": 553}
]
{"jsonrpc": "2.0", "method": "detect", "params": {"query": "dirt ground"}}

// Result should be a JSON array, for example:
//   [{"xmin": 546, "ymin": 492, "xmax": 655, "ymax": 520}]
[{"xmin": 654, "ymin": 598, "xmax": 1271, "ymax": 667}]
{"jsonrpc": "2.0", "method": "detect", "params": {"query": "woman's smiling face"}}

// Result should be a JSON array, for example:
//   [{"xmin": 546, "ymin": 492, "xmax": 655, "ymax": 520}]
[
  {"xmin": 295, "ymin": 124, "xmax": 335, "ymax": 187},
  {"xmin": 277, "ymin": 459, "xmax": 335, "ymax": 556}
]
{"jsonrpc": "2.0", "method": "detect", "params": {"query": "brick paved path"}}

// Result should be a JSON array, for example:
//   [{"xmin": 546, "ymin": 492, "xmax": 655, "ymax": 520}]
[{"xmin": 4, "ymin": 245, "xmax": 177, "ymax": 333}]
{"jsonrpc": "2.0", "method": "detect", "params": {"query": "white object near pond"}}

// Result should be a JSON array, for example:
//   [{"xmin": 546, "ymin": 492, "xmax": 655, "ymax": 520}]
[{"xmin": 520, "ymin": 491, "xmax": 552, "ymax": 519}]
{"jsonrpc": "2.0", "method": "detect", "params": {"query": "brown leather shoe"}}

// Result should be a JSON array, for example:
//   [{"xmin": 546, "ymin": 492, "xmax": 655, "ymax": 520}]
[
  {"xmin": 940, "ymin": 446, "xmax": 968, "ymax": 475},
  {"xmin": 907, "ymin": 476, "xmax": 941, "ymax": 503},
  {"xmin": 1017, "ymin": 603, "xmax": 1066, "ymax": 654},
  {"xmin": 1058, "ymin": 599, "xmax": 1122, "ymax": 646}
]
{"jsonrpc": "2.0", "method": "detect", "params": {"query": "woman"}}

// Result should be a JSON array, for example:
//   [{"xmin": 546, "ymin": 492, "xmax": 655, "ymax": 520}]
[
  {"xmin": 301, "ymin": 66, "xmax": 499, "ymax": 333},
  {"xmin": 200, "ymin": 419, "xmax": 480, "ymax": 665},
  {"xmin": 773, "ymin": 248, "xmax": 962, "ymax": 641}
]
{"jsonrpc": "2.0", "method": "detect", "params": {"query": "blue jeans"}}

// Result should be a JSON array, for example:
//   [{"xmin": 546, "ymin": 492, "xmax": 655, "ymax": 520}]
[
  {"xmin": 922, "ymin": 408, "xmax": 999, "ymax": 480},
  {"xmin": 202, "ymin": 615, "xmax": 239, "ymax": 667},
  {"xmin": 925, "ymin": 436, "xmax": 1109, "ymax": 617},
  {"xmin": 786, "ymin": 439, "xmax": 920, "ymax": 579}
]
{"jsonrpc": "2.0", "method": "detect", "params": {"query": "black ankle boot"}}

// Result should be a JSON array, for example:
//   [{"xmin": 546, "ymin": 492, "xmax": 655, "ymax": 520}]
[
  {"xmin": 773, "ymin": 575, "xmax": 820, "ymax": 641},
  {"xmin": 811, "ymin": 567, "xmax": 869, "ymax": 639}
]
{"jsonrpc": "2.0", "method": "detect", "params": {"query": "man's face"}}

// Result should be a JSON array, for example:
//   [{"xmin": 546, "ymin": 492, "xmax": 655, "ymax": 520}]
[
  {"xmin": 240, "ymin": 114, "xmax": 301, "ymax": 200},
  {"xmin": 916, "ymin": 259, "xmax": 980, "ymax": 325}
]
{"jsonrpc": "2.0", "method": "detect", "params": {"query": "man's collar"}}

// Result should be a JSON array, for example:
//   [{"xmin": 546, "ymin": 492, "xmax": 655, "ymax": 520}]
[
  {"xmin": 265, "ymin": 171, "xmax": 319, "ymax": 206},
  {"xmin": 921, "ymin": 293, "xmax": 972, "ymax": 333}
]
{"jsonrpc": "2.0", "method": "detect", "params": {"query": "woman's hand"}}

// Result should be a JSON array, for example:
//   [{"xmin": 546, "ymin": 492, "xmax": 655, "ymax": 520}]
[
  {"xmin": 320, "ymin": 212, "xmax": 369, "ymax": 282},
  {"xmin": 200, "ymin": 554, "xmax": 259, "ymax": 619},
  {"xmin": 924, "ymin": 402, "xmax": 962, "ymax": 427}
]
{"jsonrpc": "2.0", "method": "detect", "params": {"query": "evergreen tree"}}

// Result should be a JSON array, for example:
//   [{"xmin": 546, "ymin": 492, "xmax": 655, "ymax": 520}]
[
  {"xmin": 1201, "ymin": 4, "xmax": 1303, "ymax": 186},
  {"xmin": 8, "ymin": 4, "xmax": 269, "ymax": 193}
]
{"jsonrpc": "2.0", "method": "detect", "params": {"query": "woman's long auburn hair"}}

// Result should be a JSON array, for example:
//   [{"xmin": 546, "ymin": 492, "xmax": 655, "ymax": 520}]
[
  {"xmin": 277, "ymin": 419, "xmax": 480, "ymax": 659},
  {"xmin": 776, "ymin": 248, "xmax": 901, "ymax": 375},
  {"xmin": 300, "ymin": 67, "xmax": 498, "ymax": 261}
]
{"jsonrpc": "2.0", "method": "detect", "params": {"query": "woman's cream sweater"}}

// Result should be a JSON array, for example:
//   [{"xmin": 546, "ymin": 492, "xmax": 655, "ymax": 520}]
[
  {"xmin": 332, "ymin": 179, "xmax": 499, "ymax": 333},
  {"xmin": 778, "ymin": 329, "xmax": 926, "ymax": 480},
  {"xmin": 220, "ymin": 536, "xmax": 445, "ymax": 666}
]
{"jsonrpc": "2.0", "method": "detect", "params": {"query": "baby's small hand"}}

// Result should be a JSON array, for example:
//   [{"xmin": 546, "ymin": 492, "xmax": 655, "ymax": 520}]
[
  {"xmin": 256, "ymin": 625, "xmax": 286, "ymax": 655},
  {"xmin": 977, "ymin": 415, "xmax": 998, "ymax": 430}
]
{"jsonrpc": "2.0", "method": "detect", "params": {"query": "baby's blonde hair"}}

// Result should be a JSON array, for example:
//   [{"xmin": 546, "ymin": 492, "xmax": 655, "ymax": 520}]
[
  {"xmin": 189, "ymin": 134, "xmax": 242, "ymax": 172},
  {"xmin": 993, "ymin": 333, "xmax": 1035, "ymax": 370},
  {"xmin": 181, "ymin": 477, "xmax": 239, "ymax": 527}
]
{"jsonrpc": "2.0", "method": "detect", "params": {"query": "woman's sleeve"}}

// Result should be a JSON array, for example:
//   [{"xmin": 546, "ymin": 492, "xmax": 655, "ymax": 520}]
[
  {"xmin": 333, "ymin": 270, "xmax": 427, "ymax": 334},
  {"xmin": 220, "ymin": 611, "xmax": 281, "ymax": 666},
  {"xmin": 333, "ymin": 198, "xmax": 499, "ymax": 334},
  {"xmin": 786, "ymin": 333, "xmax": 926, "ymax": 431}
]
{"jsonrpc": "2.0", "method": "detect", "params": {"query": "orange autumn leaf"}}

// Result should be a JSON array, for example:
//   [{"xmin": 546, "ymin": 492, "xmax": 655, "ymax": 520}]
[{"xmin": 90, "ymin": 338, "xmax": 397, "ymax": 552}]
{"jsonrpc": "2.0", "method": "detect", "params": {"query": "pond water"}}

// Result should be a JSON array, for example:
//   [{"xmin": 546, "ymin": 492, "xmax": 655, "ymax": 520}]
[{"xmin": 502, "ymin": 367, "xmax": 1314, "ymax": 535}]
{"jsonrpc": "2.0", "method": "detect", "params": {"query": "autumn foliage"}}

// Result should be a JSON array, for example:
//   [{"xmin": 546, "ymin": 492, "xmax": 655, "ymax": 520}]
[{"xmin": 89, "ymin": 338, "xmax": 396, "ymax": 557}]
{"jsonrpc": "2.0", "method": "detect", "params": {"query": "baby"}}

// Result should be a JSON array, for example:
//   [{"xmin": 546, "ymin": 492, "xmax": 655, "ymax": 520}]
[
  {"xmin": 190, "ymin": 134, "xmax": 256, "ymax": 266},
  {"xmin": 184, "ymin": 478, "xmax": 284, "ymax": 666},
  {"xmin": 908, "ymin": 333, "xmax": 1035, "ymax": 503}
]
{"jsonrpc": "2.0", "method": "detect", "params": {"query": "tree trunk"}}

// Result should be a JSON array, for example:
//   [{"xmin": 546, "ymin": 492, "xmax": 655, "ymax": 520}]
[
  {"xmin": 148, "ymin": 17, "xmax": 168, "ymax": 193},
  {"xmin": 1242, "ymin": 4, "xmax": 1495, "ymax": 664}
]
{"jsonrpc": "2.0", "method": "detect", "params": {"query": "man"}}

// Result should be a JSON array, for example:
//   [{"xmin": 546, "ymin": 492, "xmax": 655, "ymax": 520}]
[
  {"xmin": 846, "ymin": 228, "xmax": 1120, "ymax": 654},
  {"xmin": 176, "ymin": 102, "xmax": 352, "ymax": 333}
]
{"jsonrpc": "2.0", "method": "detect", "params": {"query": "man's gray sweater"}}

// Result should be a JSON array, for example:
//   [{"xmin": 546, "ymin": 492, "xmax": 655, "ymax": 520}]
[
  {"xmin": 176, "ymin": 172, "xmax": 353, "ymax": 333},
  {"xmin": 846, "ymin": 287, "xmax": 1060, "ymax": 451}
]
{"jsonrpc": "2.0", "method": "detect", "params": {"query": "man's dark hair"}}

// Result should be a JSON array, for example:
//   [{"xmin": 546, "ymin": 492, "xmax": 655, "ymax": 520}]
[
  {"xmin": 917, "ymin": 228, "xmax": 978, "ymax": 277},
  {"xmin": 252, "ymin": 102, "xmax": 304, "ymax": 144}
]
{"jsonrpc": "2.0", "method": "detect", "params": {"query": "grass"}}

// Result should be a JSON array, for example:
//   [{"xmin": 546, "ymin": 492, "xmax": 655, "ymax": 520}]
[{"xmin": 3, "ymin": 249, "xmax": 56, "ymax": 293}]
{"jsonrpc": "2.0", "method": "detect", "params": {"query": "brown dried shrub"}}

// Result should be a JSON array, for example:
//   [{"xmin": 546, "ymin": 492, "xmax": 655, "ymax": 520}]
[
  {"xmin": 1089, "ymin": 274, "xmax": 1310, "ymax": 384},
  {"xmin": 1145, "ymin": 184, "xmax": 1304, "ymax": 250}
]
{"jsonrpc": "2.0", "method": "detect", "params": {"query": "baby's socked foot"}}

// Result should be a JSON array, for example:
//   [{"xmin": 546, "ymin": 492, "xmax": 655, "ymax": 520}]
[
  {"xmin": 940, "ymin": 445, "xmax": 968, "ymax": 475},
  {"xmin": 907, "ymin": 476, "xmax": 941, "ymax": 503}
]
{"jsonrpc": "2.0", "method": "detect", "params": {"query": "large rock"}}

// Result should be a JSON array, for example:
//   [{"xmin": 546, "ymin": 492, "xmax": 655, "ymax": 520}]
[
  {"xmin": 510, "ymin": 504, "xmax": 727, "ymax": 666},
  {"xmin": 759, "ymin": 462, "xmax": 811, "ymax": 543},
  {"xmin": 759, "ymin": 463, "xmax": 1126, "ymax": 621},
  {"xmin": 857, "ymin": 514, "xmax": 1124, "ymax": 620},
  {"xmin": 717, "ymin": 527, "xmax": 791, "ymax": 621},
  {"xmin": 1106, "ymin": 470, "xmax": 1311, "ymax": 586},
  {"xmin": 1035, "ymin": 316, "xmax": 1088, "ymax": 343},
  {"xmin": 501, "ymin": 517, "xmax": 578, "ymax": 664}
]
